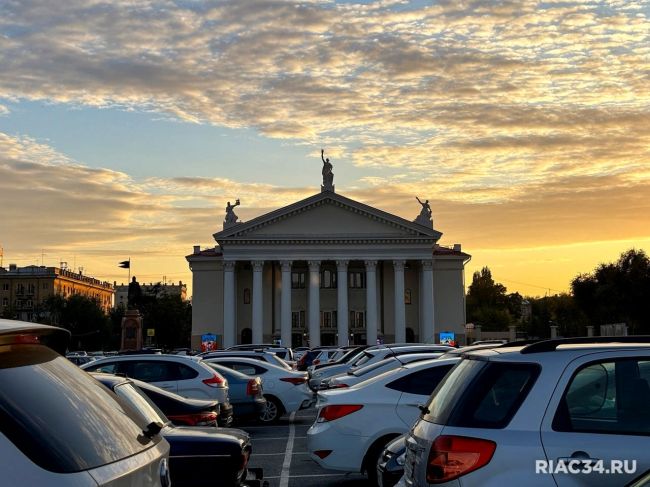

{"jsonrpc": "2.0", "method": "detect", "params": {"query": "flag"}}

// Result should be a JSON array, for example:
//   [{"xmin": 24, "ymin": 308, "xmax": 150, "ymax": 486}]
[{"xmin": 118, "ymin": 260, "xmax": 130, "ymax": 269}]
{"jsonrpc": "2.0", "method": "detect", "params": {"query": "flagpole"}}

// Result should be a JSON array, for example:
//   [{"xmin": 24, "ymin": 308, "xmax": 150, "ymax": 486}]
[{"xmin": 128, "ymin": 257, "xmax": 131, "ymax": 282}]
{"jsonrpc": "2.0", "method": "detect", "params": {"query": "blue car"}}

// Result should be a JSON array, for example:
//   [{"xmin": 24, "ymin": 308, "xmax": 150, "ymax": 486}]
[{"xmin": 207, "ymin": 362, "xmax": 266, "ymax": 421}]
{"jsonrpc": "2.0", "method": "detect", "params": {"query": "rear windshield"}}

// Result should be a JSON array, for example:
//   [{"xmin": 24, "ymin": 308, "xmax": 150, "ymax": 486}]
[
  {"xmin": 352, "ymin": 351, "xmax": 376, "ymax": 367},
  {"xmin": 423, "ymin": 358, "xmax": 540, "ymax": 429},
  {"xmin": 0, "ymin": 345, "xmax": 157, "ymax": 473},
  {"xmin": 353, "ymin": 357, "xmax": 397, "ymax": 377}
]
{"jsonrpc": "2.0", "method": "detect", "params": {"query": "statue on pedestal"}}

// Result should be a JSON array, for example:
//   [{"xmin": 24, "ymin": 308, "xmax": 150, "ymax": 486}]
[
  {"xmin": 127, "ymin": 276, "xmax": 142, "ymax": 309},
  {"xmin": 414, "ymin": 196, "xmax": 433, "ymax": 227},
  {"xmin": 321, "ymin": 149, "xmax": 335, "ymax": 192}
]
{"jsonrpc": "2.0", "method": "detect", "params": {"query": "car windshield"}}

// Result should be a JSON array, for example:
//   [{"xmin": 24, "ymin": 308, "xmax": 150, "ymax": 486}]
[
  {"xmin": 0, "ymin": 345, "xmax": 157, "ymax": 473},
  {"xmin": 113, "ymin": 382, "xmax": 169, "ymax": 425},
  {"xmin": 266, "ymin": 353, "xmax": 292, "ymax": 369}
]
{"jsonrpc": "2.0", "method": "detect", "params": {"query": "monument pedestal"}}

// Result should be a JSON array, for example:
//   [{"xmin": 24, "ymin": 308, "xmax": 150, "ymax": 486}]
[{"xmin": 121, "ymin": 309, "xmax": 143, "ymax": 351}]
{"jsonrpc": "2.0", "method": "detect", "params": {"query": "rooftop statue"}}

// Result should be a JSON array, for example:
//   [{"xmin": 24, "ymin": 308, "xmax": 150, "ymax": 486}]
[
  {"xmin": 321, "ymin": 149, "xmax": 335, "ymax": 192},
  {"xmin": 414, "ymin": 196, "xmax": 433, "ymax": 228},
  {"xmin": 224, "ymin": 199, "xmax": 241, "ymax": 229}
]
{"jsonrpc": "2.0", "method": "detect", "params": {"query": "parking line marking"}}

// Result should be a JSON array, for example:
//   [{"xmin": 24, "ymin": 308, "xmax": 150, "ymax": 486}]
[
  {"xmin": 265, "ymin": 474, "xmax": 361, "ymax": 479},
  {"xmin": 278, "ymin": 411, "xmax": 296, "ymax": 487},
  {"xmin": 252, "ymin": 452, "xmax": 309, "ymax": 456}
]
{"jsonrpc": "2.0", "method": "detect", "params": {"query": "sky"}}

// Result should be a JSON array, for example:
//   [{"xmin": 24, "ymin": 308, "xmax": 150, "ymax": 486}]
[{"xmin": 1, "ymin": 0, "xmax": 650, "ymax": 298}]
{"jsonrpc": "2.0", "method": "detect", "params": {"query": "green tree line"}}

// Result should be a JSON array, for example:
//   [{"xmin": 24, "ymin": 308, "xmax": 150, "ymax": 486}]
[
  {"xmin": 467, "ymin": 248, "xmax": 650, "ymax": 338},
  {"xmin": 28, "ymin": 284, "xmax": 191, "ymax": 351}
]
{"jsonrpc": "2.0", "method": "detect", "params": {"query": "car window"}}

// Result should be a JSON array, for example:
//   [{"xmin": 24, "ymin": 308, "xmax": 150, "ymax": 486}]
[
  {"xmin": 0, "ymin": 345, "xmax": 157, "ymax": 473},
  {"xmin": 354, "ymin": 357, "xmax": 397, "ymax": 377},
  {"xmin": 113, "ymin": 383, "xmax": 168, "ymax": 425},
  {"xmin": 267, "ymin": 354, "xmax": 292, "ymax": 370},
  {"xmin": 177, "ymin": 362, "xmax": 199, "ymax": 380},
  {"xmin": 85, "ymin": 360, "xmax": 119, "ymax": 374},
  {"xmin": 553, "ymin": 358, "xmax": 650, "ymax": 435},
  {"xmin": 353, "ymin": 351, "xmax": 376, "ymax": 367},
  {"xmin": 423, "ymin": 359, "xmax": 540, "ymax": 429},
  {"xmin": 219, "ymin": 360, "xmax": 266, "ymax": 375},
  {"xmin": 386, "ymin": 364, "xmax": 454, "ymax": 395},
  {"xmin": 129, "ymin": 360, "xmax": 178, "ymax": 382}
]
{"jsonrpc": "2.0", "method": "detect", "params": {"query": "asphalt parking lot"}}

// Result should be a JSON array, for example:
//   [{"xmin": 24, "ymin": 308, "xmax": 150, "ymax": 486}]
[{"xmin": 240, "ymin": 408, "xmax": 370, "ymax": 487}]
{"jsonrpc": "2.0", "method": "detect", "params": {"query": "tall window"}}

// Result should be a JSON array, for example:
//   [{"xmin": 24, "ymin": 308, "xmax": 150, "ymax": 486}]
[
  {"xmin": 27, "ymin": 283, "xmax": 35, "ymax": 294},
  {"xmin": 320, "ymin": 269, "xmax": 337, "ymax": 288},
  {"xmin": 291, "ymin": 310, "xmax": 306, "ymax": 328},
  {"xmin": 2, "ymin": 298, "xmax": 8, "ymax": 307},
  {"xmin": 320, "ymin": 311, "xmax": 338, "ymax": 328},
  {"xmin": 349, "ymin": 310, "xmax": 365, "ymax": 328},
  {"xmin": 291, "ymin": 271, "xmax": 306, "ymax": 289},
  {"xmin": 2, "ymin": 283, "xmax": 9, "ymax": 291},
  {"xmin": 349, "ymin": 271, "xmax": 366, "ymax": 289}
]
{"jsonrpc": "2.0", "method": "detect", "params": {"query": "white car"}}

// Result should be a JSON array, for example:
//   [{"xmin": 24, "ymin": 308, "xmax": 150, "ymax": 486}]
[
  {"xmin": 307, "ymin": 357, "xmax": 459, "ymax": 483},
  {"xmin": 0, "ymin": 320, "xmax": 171, "ymax": 487},
  {"xmin": 403, "ymin": 337, "xmax": 650, "ymax": 487},
  {"xmin": 81, "ymin": 354, "xmax": 234, "ymax": 426},
  {"xmin": 308, "ymin": 344, "xmax": 453, "ymax": 390},
  {"xmin": 326, "ymin": 353, "xmax": 445, "ymax": 389},
  {"xmin": 203, "ymin": 356, "xmax": 314, "ymax": 423}
]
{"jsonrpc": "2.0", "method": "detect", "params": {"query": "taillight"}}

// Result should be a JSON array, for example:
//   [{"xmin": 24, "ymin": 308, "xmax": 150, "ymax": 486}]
[
  {"xmin": 202, "ymin": 373, "xmax": 225, "ymax": 387},
  {"xmin": 329, "ymin": 383, "xmax": 349, "ymax": 389},
  {"xmin": 426, "ymin": 435, "xmax": 496, "ymax": 483},
  {"xmin": 239, "ymin": 450, "xmax": 250, "ymax": 471},
  {"xmin": 280, "ymin": 377, "xmax": 307, "ymax": 385},
  {"xmin": 168, "ymin": 412, "xmax": 218, "ymax": 427},
  {"xmin": 246, "ymin": 378, "xmax": 261, "ymax": 395},
  {"xmin": 317, "ymin": 404, "xmax": 363, "ymax": 422},
  {"xmin": 313, "ymin": 359, "xmax": 321, "ymax": 365}
]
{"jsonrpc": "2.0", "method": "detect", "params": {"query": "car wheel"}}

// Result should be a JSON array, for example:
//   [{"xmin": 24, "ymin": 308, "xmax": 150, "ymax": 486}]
[{"xmin": 259, "ymin": 395, "xmax": 282, "ymax": 423}]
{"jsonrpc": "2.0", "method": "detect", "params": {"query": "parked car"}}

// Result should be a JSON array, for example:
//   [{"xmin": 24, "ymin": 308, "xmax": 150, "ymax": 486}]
[
  {"xmin": 403, "ymin": 337, "xmax": 650, "ymax": 487},
  {"xmin": 324, "ymin": 352, "xmax": 445, "ymax": 390},
  {"xmin": 81, "ymin": 353, "xmax": 234, "ymax": 426},
  {"xmin": 307, "ymin": 357, "xmax": 459, "ymax": 483},
  {"xmin": 376, "ymin": 434, "xmax": 407, "ymax": 487},
  {"xmin": 131, "ymin": 378, "xmax": 221, "ymax": 427},
  {"xmin": 93, "ymin": 373, "xmax": 263, "ymax": 487},
  {"xmin": 206, "ymin": 362, "xmax": 267, "ymax": 421},
  {"xmin": 202, "ymin": 349, "xmax": 293, "ymax": 370},
  {"xmin": 308, "ymin": 344, "xmax": 453, "ymax": 390},
  {"xmin": 296, "ymin": 346, "xmax": 340, "ymax": 371},
  {"xmin": 227, "ymin": 344, "xmax": 295, "ymax": 362},
  {"xmin": 66, "ymin": 354, "xmax": 97, "ymax": 366},
  {"xmin": 204, "ymin": 356, "xmax": 314, "ymax": 423},
  {"xmin": 0, "ymin": 319, "xmax": 171, "ymax": 486}
]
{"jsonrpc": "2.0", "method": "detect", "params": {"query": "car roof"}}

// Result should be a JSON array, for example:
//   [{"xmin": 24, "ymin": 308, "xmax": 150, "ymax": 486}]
[
  {"xmin": 0, "ymin": 319, "xmax": 70, "ymax": 355},
  {"xmin": 89, "ymin": 353, "xmax": 203, "ymax": 363},
  {"xmin": 203, "ymin": 355, "xmax": 289, "ymax": 370}
]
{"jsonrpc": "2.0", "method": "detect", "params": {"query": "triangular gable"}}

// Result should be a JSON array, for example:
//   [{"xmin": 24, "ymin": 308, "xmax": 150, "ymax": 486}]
[{"xmin": 214, "ymin": 192, "xmax": 442, "ymax": 241}]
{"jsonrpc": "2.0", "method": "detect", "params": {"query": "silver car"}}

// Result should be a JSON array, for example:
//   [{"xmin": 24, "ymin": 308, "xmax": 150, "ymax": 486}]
[
  {"xmin": 0, "ymin": 319, "xmax": 171, "ymax": 486},
  {"xmin": 404, "ymin": 337, "xmax": 650, "ymax": 487}
]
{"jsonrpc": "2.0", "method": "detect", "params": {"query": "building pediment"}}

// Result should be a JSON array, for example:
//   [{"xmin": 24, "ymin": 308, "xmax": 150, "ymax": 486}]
[{"xmin": 213, "ymin": 192, "xmax": 442, "ymax": 244}]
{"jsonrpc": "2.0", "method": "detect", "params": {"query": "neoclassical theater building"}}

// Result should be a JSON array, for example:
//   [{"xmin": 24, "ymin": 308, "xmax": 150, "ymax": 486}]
[{"xmin": 187, "ymin": 162, "xmax": 470, "ymax": 349}]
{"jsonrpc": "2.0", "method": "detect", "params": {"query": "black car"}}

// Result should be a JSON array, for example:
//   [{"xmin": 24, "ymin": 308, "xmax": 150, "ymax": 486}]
[
  {"xmin": 132, "ymin": 377, "xmax": 221, "ymax": 427},
  {"xmin": 93, "ymin": 373, "xmax": 264, "ymax": 487},
  {"xmin": 376, "ymin": 434, "xmax": 407, "ymax": 487}
]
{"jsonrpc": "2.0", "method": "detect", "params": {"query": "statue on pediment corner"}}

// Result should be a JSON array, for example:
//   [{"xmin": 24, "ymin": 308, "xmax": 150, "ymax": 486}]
[
  {"xmin": 415, "ymin": 196, "xmax": 433, "ymax": 227},
  {"xmin": 224, "ymin": 199, "xmax": 241, "ymax": 229}
]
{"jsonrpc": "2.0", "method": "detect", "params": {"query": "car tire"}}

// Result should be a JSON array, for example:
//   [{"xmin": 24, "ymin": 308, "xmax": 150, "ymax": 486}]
[
  {"xmin": 259, "ymin": 395, "xmax": 283, "ymax": 423},
  {"xmin": 364, "ymin": 435, "xmax": 399, "ymax": 486}
]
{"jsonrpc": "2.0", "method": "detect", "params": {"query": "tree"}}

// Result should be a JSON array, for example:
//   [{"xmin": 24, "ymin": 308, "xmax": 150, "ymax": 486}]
[
  {"xmin": 41, "ymin": 294, "xmax": 112, "ymax": 350},
  {"xmin": 466, "ymin": 267, "xmax": 514, "ymax": 331},
  {"xmin": 571, "ymin": 248, "xmax": 650, "ymax": 334}
]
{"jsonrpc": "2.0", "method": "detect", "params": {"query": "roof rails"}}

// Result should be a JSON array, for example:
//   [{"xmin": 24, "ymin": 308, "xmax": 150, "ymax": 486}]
[{"xmin": 521, "ymin": 336, "xmax": 650, "ymax": 354}]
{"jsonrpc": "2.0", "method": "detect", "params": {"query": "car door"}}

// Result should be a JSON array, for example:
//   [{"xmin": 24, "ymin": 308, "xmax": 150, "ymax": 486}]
[
  {"xmin": 390, "ymin": 364, "xmax": 455, "ymax": 427},
  {"xmin": 125, "ymin": 360, "xmax": 179, "ymax": 393},
  {"xmin": 541, "ymin": 351, "xmax": 650, "ymax": 487}
]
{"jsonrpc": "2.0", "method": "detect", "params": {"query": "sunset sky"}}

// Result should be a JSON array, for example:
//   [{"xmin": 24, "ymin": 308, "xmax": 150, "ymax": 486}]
[{"xmin": 1, "ymin": 0, "xmax": 650, "ymax": 298}]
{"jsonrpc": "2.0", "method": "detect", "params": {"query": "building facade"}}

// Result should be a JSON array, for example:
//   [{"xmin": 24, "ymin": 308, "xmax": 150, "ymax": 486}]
[
  {"xmin": 113, "ymin": 280, "xmax": 188, "ymax": 308},
  {"xmin": 0, "ymin": 264, "xmax": 114, "ymax": 321},
  {"xmin": 187, "ymin": 189, "xmax": 470, "ymax": 350}
]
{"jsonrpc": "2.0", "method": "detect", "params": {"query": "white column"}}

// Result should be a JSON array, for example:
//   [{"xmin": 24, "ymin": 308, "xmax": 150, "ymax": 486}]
[
  {"xmin": 393, "ymin": 260, "xmax": 406, "ymax": 344},
  {"xmin": 336, "ymin": 260, "xmax": 349, "ymax": 347},
  {"xmin": 280, "ymin": 261, "xmax": 292, "ymax": 348},
  {"xmin": 308, "ymin": 260, "xmax": 321, "ymax": 347},
  {"xmin": 365, "ymin": 260, "xmax": 378, "ymax": 346},
  {"xmin": 421, "ymin": 260, "xmax": 434, "ymax": 343},
  {"xmin": 251, "ymin": 260, "xmax": 264, "ymax": 344},
  {"xmin": 223, "ymin": 261, "xmax": 236, "ymax": 348}
]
